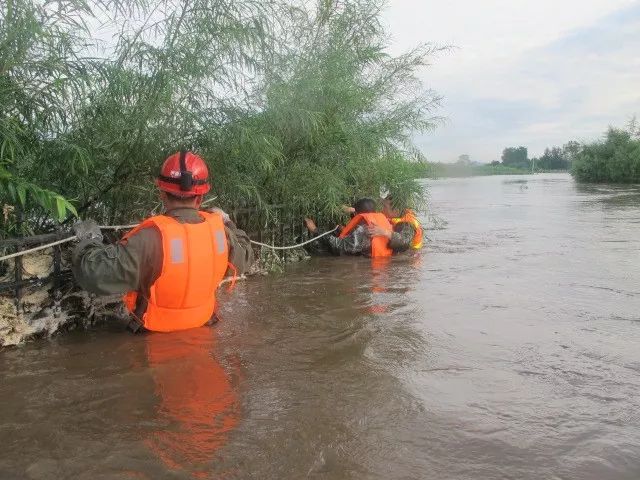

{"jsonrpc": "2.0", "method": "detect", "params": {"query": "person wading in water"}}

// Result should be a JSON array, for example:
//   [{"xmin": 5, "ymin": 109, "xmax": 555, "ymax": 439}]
[
  {"xmin": 368, "ymin": 195, "xmax": 424, "ymax": 253},
  {"xmin": 304, "ymin": 198, "xmax": 394, "ymax": 258},
  {"xmin": 71, "ymin": 151, "xmax": 254, "ymax": 333}
]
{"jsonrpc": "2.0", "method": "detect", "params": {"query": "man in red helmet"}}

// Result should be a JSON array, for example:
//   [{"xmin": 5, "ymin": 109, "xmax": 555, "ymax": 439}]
[{"xmin": 71, "ymin": 151, "xmax": 254, "ymax": 333}]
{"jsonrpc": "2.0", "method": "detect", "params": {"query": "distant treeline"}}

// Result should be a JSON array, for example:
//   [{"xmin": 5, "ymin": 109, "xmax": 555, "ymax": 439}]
[
  {"xmin": 414, "ymin": 143, "xmax": 577, "ymax": 179},
  {"xmin": 495, "ymin": 144, "xmax": 578, "ymax": 172},
  {"xmin": 412, "ymin": 162, "xmax": 529, "ymax": 178},
  {"xmin": 419, "ymin": 122, "xmax": 640, "ymax": 183}
]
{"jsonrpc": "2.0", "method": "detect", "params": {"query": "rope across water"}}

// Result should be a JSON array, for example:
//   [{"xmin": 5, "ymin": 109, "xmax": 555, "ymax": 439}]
[
  {"xmin": 0, "ymin": 224, "xmax": 338, "ymax": 262},
  {"xmin": 247, "ymin": 226, "xmax": 338, "ymax": 250}
]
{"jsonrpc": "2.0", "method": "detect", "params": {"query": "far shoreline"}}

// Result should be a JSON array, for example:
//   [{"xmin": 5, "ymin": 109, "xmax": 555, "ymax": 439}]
[{"xmin": 420, "ymin": 170, "xmax": 570, "ymax": 180}]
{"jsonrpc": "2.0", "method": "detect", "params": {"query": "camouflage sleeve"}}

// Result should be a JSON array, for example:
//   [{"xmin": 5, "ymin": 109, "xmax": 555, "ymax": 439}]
[
  {"xmin": 388, "ymin": 223, "xmax": 415, "ymax": 252},
  {"xmin": 71, "ymin": 227, "xmax": 161, "ymax": 296},
  {"xmin": 324, "ymin": 225, "xmax": 367, "ymax": 255},
  {"xmin": 224, "ymin": 223, "xmax": 254, "ymax": 275},
  {"xmin": 324, "ymin": 234, "xmax": 345, "ymax": 255}
]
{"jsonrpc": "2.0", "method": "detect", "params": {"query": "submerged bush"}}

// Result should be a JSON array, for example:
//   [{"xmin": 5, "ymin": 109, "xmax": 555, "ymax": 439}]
[
  {"xmin": 571, "ymin": 126, "xmax": 640, "ymax": 183},
  {"xmin": 1, "ymin": 0, "xmax": 441, "ymax": 238}
]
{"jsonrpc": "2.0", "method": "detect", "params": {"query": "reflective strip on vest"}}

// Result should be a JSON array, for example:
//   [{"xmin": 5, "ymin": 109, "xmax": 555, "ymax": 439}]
[
  {"xmin": 214, "ymin": 229, "xmax": 226, "ymax": 254},
  {"xmin": 170, "ymin": 238, "xmax": 185, "ymax": 263},
  {"xmin": 122, "ymin": 211, "xmax": 229, "ymax": 332}
]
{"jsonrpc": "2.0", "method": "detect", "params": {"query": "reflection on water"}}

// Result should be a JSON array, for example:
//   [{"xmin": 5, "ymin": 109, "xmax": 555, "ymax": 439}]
[
  {"xmin": 1, "ymin": 173, "xmax": 640, "ymax": 479},
  {"xmin": 144, "ymin": 330, "xmax": 240, "ymax": 477},
  {"xmin": 0, "ymin": 327, "xmax": 242, "ymax": 479}
]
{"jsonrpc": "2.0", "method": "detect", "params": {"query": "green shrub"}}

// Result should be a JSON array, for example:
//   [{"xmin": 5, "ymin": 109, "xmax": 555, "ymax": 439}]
[{"xmin": 572, "ymin": 127, "xmax": 640, "ymax": 183}]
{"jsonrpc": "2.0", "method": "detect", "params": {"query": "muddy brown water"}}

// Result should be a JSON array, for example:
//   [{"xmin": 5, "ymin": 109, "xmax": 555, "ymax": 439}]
[{"xmin": 1, "ymin": 173, "xmax": 639, "ymax": 479}]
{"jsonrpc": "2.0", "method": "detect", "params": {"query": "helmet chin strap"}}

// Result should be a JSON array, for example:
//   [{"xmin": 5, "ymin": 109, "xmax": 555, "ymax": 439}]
[{"xmin": 179, "ymin": 150, "xmax": 194, "ymax": 191}]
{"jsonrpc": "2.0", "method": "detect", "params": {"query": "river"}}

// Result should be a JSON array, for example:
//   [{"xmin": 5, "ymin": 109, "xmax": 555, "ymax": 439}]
[{"xmin": 1, "ymin": 173, "xmax": 639, "ymax": 479}]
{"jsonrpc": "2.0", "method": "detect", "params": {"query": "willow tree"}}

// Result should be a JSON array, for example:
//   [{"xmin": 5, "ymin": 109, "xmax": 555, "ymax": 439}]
[
  {"xmin": 0, "ymin": 0, "xmax": 89, "ymax": 234},
  {"xmin": 1, "ymin": 0, "xmax": 441, "ymax": 237},
  {"xmin": 203, "ymin": 0, "xmax": 442, "ymax": 222},
  {"xmin": 24, "ymin": 0, "xmax": 281, "ymax": 226}
]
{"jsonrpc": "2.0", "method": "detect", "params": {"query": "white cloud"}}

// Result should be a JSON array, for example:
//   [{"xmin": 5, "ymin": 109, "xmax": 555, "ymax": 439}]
[{"xmin": 383, "ymin": 0, "xmax": 640, "ymax": 162}]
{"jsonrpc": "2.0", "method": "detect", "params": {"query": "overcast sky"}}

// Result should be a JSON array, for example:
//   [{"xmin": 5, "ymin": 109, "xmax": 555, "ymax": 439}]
[{"xmin": 382, "ymin": 0, "xmax": 640, "ymax": 163}]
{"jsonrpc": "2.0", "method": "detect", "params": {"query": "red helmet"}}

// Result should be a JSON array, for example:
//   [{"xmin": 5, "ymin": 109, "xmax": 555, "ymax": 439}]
[{"xmin": 156, "ymin": 151, "xmax": 210, "ymax": 197}]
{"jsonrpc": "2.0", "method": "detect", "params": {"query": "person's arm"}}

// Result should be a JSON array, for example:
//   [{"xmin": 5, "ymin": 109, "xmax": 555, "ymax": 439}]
[
  {"xmin": 224, "ymin": 222, "xmax": 254, "ymax": 274},
  {"xmin": 325, "ymin": 225, "xmax": 367, "ymax": 255},
  {"xmin": 367, "ymin": 223, "xmax": 414, "ymax": 252},
  {"xmin": 71, "ymin": 227, "xmax": 161, "ymax": 296},
  {"xmin": 208, "ymin": 208, "xmax": 254, "ymax": 274},
  {"xmin": 304, "ymin": 218, "xmax": 338, "ymax": 255},
  {"xmin": 304, "ymin": 217, "xmax": 367, "ymax": 255},
  {"xmin": 388, "ymin": 223, "xmax": 415, "ymax": 252}
]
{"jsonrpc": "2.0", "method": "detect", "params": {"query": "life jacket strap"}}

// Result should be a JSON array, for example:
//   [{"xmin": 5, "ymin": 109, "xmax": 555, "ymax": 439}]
[
  {"xmin": 226, "ymin": 261, "xmax": 238, "ymax": 291},
  {"xmin": 127, "ymin": 317, "xmax": 145, "ymax": 334},
  {"xmin": 205, "ymin": 312, "xmax": 221, "ymax": 326}
]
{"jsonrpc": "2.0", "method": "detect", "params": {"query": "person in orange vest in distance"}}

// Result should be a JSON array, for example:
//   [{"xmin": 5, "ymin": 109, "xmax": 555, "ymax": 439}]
[
  {"xmin": 71, "ymin": 151, "xmax": 254, "ymax": 333},
  {"xmin": 367, "ymin": 195, "xmax": 424, "ymax": 253},
  {"xmin": 304, "ymin": 198, "xmax": 394, "ymax": 258}
]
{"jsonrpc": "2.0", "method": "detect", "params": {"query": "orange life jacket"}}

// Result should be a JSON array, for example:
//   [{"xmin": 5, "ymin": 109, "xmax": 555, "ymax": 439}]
[
  {"xmin": 390, "ymin": 210, "xmax": 423, "ymax": 250},
  {"xmin": 339, "ymin": 212, "xmax": 393, "ymax": 258},
  {"xmin": 122, "ymin": 211, "xmax": 229, "ymax": 332}
]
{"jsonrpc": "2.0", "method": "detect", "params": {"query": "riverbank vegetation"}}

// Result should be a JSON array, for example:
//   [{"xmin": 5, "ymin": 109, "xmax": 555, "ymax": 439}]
[
  {"xmin": 0, "ymin": 0, "xmax": 442, "ymax": 239},
  {"xmin": 571, "ymin": 123, "xmax": 640, "ymax": 183}
]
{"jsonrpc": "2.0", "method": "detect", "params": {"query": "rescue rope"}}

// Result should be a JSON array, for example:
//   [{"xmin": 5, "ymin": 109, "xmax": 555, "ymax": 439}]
[
  {"xmin": 0, "ymin": 224, "xmax": 338, "ymax": 262},
  {"xmin": 249, "ymin": 226, "xmax": 339, "ymax": 250},
  {"xmin": 0, "ymin": 224, "xmax": 138, "ymax": 263},
  {"xmin": 0, "ymin": 236, "xmax": 77, "ymax": 262}
]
